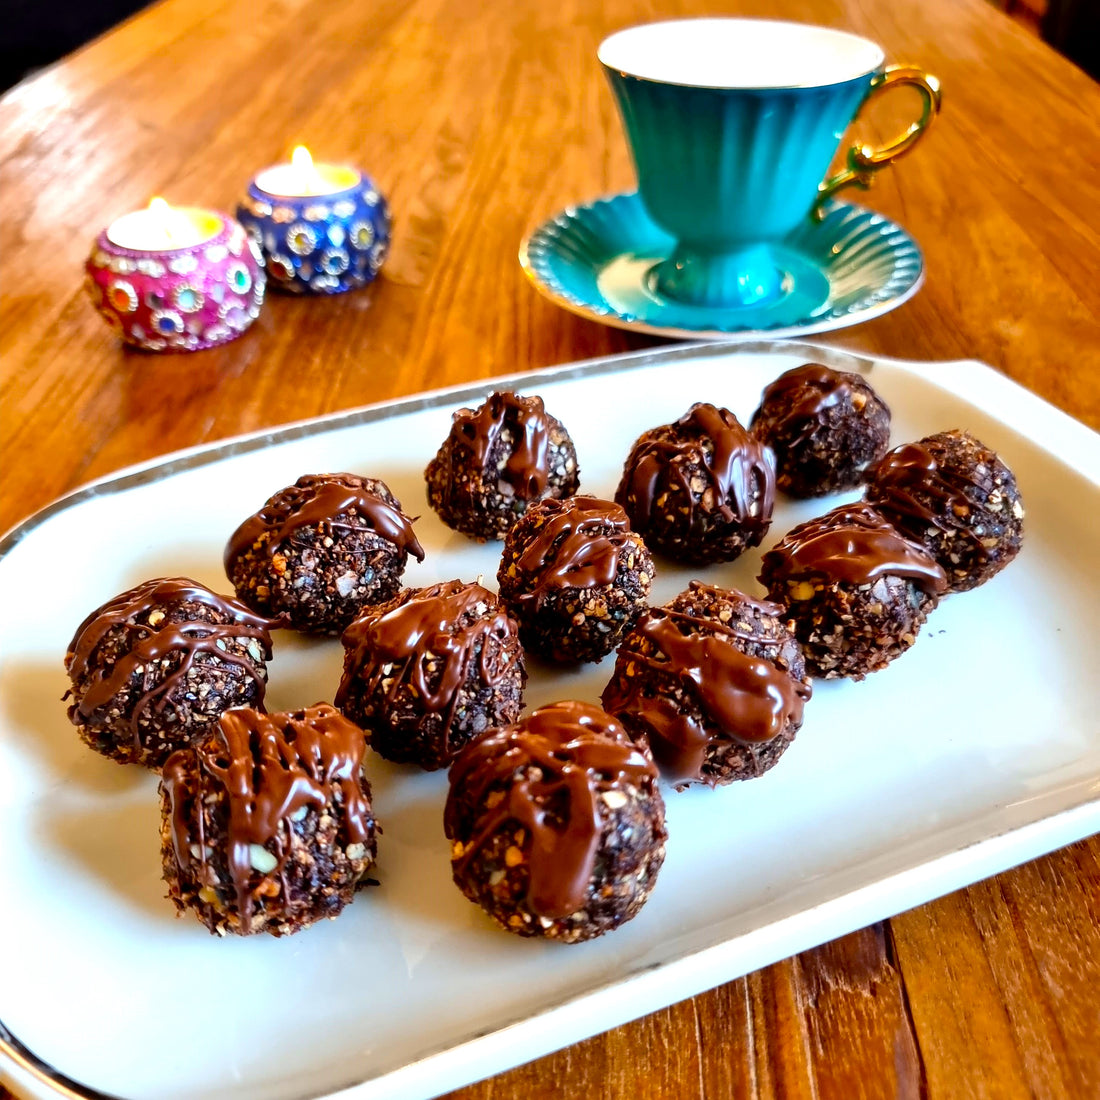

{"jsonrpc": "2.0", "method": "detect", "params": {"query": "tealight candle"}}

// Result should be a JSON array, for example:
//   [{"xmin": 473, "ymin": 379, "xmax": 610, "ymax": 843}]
[
  {"xmin": 85, "ymin": 198, "xmax": 266, "ymax": 352},
  {"xmin": 237, "ymin": 146, "xmax": 391, "ymax": 295},
  {"xmin": 106, "ymin": 199, "xmax": 223, "ymax": 251}
]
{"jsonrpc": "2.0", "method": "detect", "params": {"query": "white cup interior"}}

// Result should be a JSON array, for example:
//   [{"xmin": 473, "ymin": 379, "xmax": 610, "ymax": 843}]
[{"xmin": 598, "ymin": 18, "xmax": 885, "ymax": 89}]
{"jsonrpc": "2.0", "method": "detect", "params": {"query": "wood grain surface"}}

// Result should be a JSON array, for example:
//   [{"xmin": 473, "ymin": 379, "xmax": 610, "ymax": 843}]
[{"xmin": 1, "ymin": 0, "xmax": 1098, "ymax": 1097}]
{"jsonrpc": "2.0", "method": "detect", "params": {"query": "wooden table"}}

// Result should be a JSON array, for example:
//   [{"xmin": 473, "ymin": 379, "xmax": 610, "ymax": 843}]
[{"xmin": 2, "ymin": 0, "xmax": 1098, "ymax": 1097}]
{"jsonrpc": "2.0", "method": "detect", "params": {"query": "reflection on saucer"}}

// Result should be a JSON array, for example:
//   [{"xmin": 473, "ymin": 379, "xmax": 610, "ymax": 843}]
[
  {"xmin": 600, "ymin": 247, "xmax": 831, "ymax": 330},
  {"xmin": 520, "ymin": 193, "xmax": 922, "ymax": 340}
]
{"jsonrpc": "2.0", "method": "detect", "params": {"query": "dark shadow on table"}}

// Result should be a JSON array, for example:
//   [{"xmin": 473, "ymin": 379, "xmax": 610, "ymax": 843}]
[
  {"xmin": 1, "ymin": 0, "xmax": 155, "ymax": 92},
  {"xmin": 1042, "ymin": 0, "xmax": 1100, "ymax": 79}
]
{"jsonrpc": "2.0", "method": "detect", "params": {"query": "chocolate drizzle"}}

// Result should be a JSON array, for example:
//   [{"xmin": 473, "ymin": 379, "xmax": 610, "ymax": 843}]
[
  {"xmin": 870, "ymin": 441, "xmax": 988, "ymax": 554},
  {"xmin": 453, "ymin": 391, "xmax": 552, "ymax": 500},
  {"xmin": 445, "ymin": 700, "xmax": 656, "ymax": 919},
  {"xmin": 224, "ymin": 473, "xmax": 425, "ymax": 570},
  {"xmin": 756, "ymin": 364, "xmax": 855, "ymax": 440},
  {"xmin": 336, "ymin": 580, "xmax": 517, "ymax": 752},
  {"xmin": 163, "ymin": 704, "xmax": 373, "ymax": 934},
  {"xmin": 603, "ymin": 592, "xmax": 810, "ymax": 782},
  {"xmin": 617, "ymin": 403, "xmax": 775, "ymax": 536},
  {"xmin": 513, "ymin": 496, "xmax": 634, "ymax": 608},
  {"xmin": 761, "ymin": 504, "xmax": 948, "ymax": 593},
  {"xmin": 66, "ymin": 577, "xmax": 274, "ymax": 744},
  {"xmin": 686, "ymin": 581, "xmax": 787, "ymax": 620}
]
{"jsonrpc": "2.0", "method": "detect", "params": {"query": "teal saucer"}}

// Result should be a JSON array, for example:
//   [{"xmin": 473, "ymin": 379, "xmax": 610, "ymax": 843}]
[{"xmin": 520, "ymin": 194, "xmax": 923, "ymax": 339}]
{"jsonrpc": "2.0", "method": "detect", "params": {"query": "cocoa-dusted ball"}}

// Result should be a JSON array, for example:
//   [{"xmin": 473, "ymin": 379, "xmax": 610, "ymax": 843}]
[
  {"xmin": 64, "ymin": 577, "xmax": 273, "ymax": 768},
  {"xmin": 865, "ymin": 430, "xmax": 1024, "ymax": 593},
  {"xmin": 160, "ymin": 704, "xmax": 378, "ymax": 937},
  {"xmin": 445, "ymin": 700, "xmax": 666, "ymax": 943},
  {"xmin": 425, "ymin": 391, "xmax": 579, "ymax": 541},
  {"xmin": 603, "ymin": 582, "xmax": 811, "ymax": 789},
  {"xmin": 615, "ymin": 402, "xmax": 775, "ymax": 564},
  {"xmin": 225, "ymin": 472, "xmax": 425, "ymax": 635},
  {"xmin": 497, "ymin": 495, "xmax": 653, "ymax": 663},
  {"xmin": 759, "ymin": 503, "xmax": 947, "ymax": 680},
  {"xmin": 336, "ymin": 579, "xmax": 526, "ymax": 770},
  {"xmin": 750, "ymin": 363, "xmax": 891, "ymax": 497}
]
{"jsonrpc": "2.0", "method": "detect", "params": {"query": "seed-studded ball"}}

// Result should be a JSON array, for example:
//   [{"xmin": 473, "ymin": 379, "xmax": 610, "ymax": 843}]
[
  {"xmin": 445, "ymin": 700, "xmax": 666, "ymax": 943},
  {"xmin": 64, "ymin": 577, "xmax": 273, "ymax": 769},
  {"xmin": 759, "ymin": 503, "xmax": 948, "ymax": 680},
  {"xmin": 750, "ymin": 363, "xmax": 891, "ymax": 497},
  {"xmin": 425, "ymin": 391, "xmax": 580, "ymax": 541},
  {"xmin": 615, "ymin": 402, "xmax": 776, "ymax": 564},
  {"xmin": 497, "ymin": 495, "xmax": 654, "ymax": 664},
  {"xmin": 225, "ymin": 472, "xmax": 425, "ymax": 635},
  {"xmin": 160, "ymin": 704, "xmax": 378, "ymax": 937},
  {"xmin": 603, "ymin": 583, "xmax": 811, "ymax": 789},
  {"xmin": 865, "ymin": 429, "xmax": 1024, "ymax": 592},
  {"xmin": 336, "ymin": 579, "xmax": 526, "ymax": 770}
]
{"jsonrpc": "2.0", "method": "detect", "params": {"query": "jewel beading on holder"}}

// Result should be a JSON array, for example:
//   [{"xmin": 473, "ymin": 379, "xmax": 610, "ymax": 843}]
[
  {"xmin": 85, "ymin": 200, "xmax": 266, "ymax": 353},
  {"xmin": 236, "ymin": 147, "xmax": 391, "ymax": 295}
]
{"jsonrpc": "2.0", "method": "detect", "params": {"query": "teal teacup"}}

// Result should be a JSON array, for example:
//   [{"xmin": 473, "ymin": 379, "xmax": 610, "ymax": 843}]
[{"xmin": 599, "ymin": 18, "xmax": 940, "ymax": 309}]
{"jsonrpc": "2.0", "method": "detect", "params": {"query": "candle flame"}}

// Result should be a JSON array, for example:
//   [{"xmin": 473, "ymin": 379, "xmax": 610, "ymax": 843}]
[
  {"xmin": 290, "ymin": 145, "xmax": 329, "ymax": 196},
  {"xmin": 147, "ymin": 196, "xmax": 190, "ymax": 246},
  {"xmin": 292, "ymin": 146, "xmax": 314, "ymax": 173}
]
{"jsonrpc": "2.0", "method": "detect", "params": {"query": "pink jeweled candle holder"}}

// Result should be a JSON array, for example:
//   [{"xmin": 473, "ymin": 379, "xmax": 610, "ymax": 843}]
[{"xmin": 85, "ymin": 201, "xmax": 267, "ymax": 352}]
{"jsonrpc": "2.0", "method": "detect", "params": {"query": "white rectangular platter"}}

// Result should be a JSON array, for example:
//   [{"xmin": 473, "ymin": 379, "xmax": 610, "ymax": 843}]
[{"xmin": 2, "ymin": 340, "xmax": 1099, "ymax": 1100}]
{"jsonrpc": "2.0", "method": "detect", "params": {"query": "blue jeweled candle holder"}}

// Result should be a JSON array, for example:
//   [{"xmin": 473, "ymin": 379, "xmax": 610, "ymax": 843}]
[{"xmin": 237, "ymin": 148, "xmax": 391, "ymax": 295}]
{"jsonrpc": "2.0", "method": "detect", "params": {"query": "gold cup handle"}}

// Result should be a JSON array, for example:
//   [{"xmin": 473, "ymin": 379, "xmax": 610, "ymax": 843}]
[{"xmin": 814, "ymin": 66, "xmax": 942, "ymax": 217}]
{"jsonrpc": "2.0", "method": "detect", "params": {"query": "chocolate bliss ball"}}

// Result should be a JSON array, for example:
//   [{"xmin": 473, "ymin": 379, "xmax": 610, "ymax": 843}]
[
  {"xmin": 64, "ymin": 577, "xmax": 273, "ymax": 768},
  {"xmin": 759, "ymin": 503, "xmax": 947, "ymax": 679},
  {"xmin": 603, "ymin": 583, "xmax": 811, "ymax": 789},
  {"xmin": 160, "ymin": 704, "xmax": 378, "ymax": 937},
  {"xmin": 750, "ymin": 363, "xmax": 891, "ymax": 497},
  {"xmin": 615, "ymin": 402, "xmax": 776, "ymax": 564},
  {"xmin": 425, "ymin": 391, "xmax": 579, "ymax": 541},
  {"xmin": 761, "ymin": 503, "xmax": 950, "ymax": 677},
  {"xmin": 336, "ymin": 579, "xmax": 526, "ymax": 771},
  {"xmin": 497, "ymin": 495, "xmax": 654, "ymax": 663},
  {"xmin": 865, "ymin": 429, "xmax": 1024, "ymax": 592},
  {"xmin": 445, "ymin": 700, "xmax": 666, "ymax": 943},
  {"xmin": 225, "ymin": 472, "xmax": 425, "ymax": 635}
]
